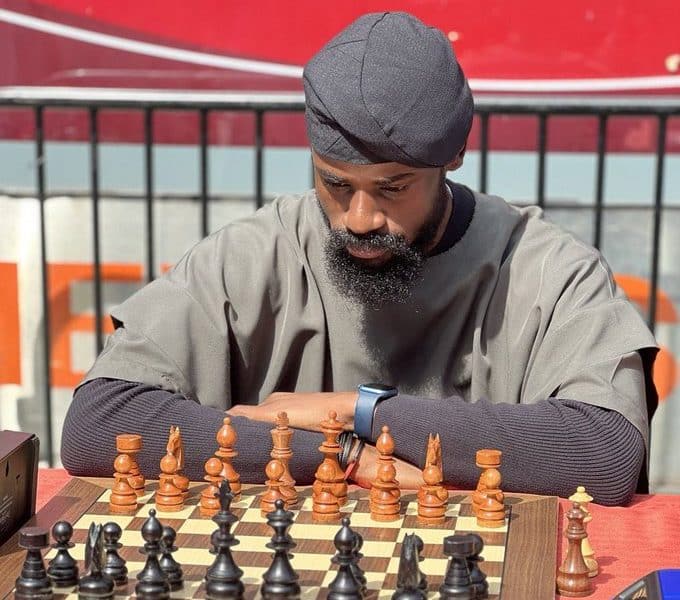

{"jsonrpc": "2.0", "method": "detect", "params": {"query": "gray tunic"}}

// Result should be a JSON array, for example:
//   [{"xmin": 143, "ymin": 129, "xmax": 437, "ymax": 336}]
[{"xmin": 84, "ymin": 189, "xmax": 657, "ymax": 450}]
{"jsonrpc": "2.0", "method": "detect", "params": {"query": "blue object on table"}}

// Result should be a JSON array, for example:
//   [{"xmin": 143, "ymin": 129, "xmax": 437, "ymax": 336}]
[
  {"xmin": 660, "ymin": 569, "xmax": 680, "ymax": 599},
  {"xmin": 614, "ymin": 569, "xmax": 680, "ymax": 600}
]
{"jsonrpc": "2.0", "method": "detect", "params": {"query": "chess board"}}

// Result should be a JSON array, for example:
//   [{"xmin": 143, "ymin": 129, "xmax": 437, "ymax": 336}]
[{"xmin": 0, "ymin": 477, "xmax": 559, "ymax": 599}]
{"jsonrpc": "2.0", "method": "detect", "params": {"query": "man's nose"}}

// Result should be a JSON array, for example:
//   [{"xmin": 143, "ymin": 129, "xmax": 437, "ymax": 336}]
[{"xmin": 343, "ymin": 190, "xmax": 387, "ymax": 235}]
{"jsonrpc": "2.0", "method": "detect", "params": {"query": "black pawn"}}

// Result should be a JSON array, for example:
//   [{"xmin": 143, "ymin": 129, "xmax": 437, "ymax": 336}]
[
  {"xmin": 467, "ymin": 533, "xmax": 488, "ymax": 599},
  {"xmin": 439, "ymin": 534, "xmax": 475, "ymax": 600},
  {"xmin": 205, "ymin": 481, "xmax": 244, "ymax": 599},
  {"xmin": 260, "ymin": 499, "xmax": 300, "ymax": 599},
  {"xmin": 135, "ymin": 509, "xmax": 171, "ymax": 599},
  {"xmin": 47, "ymin": 520, "xmax": 78, "ymax": 587},
  {"xmin": 327, "ymin": 517, "xmax": 362, "ymax": 600},
  {"xmin": 102, "ymin": 522, "xmax": 128, "ymax": 585},
  {"xmin": 350, "ymin": 530, "xmax": 367, "ymax": 596},
  {"xmin": 78, "ymin": 522, "xmax": 115, "ymax": 599},
  {"xmin": 159, "ymin": 525, "xmax": 184, "ymax": 591},
  {"xmin": 14, "ymin": 526, "xmax": 53, "ymax": 600}
]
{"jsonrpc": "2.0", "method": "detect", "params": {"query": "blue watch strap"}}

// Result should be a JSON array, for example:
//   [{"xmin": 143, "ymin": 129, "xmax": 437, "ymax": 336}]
[{"xmin": 354, "ymin": 384, "xmax": 398, "ymax": 440}]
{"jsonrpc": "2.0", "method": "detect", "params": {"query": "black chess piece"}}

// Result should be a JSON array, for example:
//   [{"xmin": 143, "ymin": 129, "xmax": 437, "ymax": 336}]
[
  {"xmin": 102, "ymin": 522, "xmax": 128, "ymax": 585},
  {"xmin": 14, "ymin": 526, "xmax": 53, "ymax": 600},
  {"xmin": 350, "ymin": 530, "xmax": 367, "ymax": 596},
  {"xmin": 327, "ymin": 517, "xmax": 363, "ymax": 600},
  {"xmin": 413, "ymin": 534, "xmax": 427, "ymax": 592},
  {"xmin": 205, "ymin": 480, "xmax": 245, "ymax": 599},
  {"xmin": 392, "ymin": 533, "xmax": 426, "ymax": 600},
  {"xmin": 260, "ymin": 499, "xmax": 300, "ymax": 599},
  {"xmin": 159, "ymin": 525, "xmax": 184, "ymax": 591},
  {"xmin": 47, "ymin": 520, "xmax": 78, "ymax": 587},
  {"xmin": 467, "ymin": 533, "xmax": 488, "ymax": 599},
  {"xmin": 135, "ymin": 509, "xmax": 171, "ymax": 599},
  {"xmin": 78, "ymin": 522, "xmax": 115, "ymax": 600},
  {"xmin": 439, "ymin": 534, "xmax": 475, "ymax": 600}
]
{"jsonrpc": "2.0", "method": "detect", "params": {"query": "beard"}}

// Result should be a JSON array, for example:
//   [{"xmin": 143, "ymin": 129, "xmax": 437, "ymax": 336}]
[{"xmin": 321, "ymin": 180, "xmax": 450, "ymax": 307}]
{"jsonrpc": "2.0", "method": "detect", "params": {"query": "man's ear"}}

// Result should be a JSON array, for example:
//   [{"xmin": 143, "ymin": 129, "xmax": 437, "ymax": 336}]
[{"xmin": 445, "ymin": 143, "xmax": 467, "ymax": 171}]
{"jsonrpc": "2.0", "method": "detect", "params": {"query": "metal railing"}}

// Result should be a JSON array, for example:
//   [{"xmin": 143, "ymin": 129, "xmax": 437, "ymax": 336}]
[{"xmin": 1, "ymin": 86, "xmax": 679, "ymax": 465}]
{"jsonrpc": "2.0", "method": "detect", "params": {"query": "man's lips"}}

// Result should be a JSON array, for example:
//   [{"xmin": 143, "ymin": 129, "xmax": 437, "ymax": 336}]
[{"xmin": 346, "ymin": 245, "xmax": 390, "ymax": 260}]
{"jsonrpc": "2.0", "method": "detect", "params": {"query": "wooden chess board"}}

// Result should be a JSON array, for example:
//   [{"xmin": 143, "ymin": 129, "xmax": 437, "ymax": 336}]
[{"xmin": 0, "ymin": 477, "xmax": 559, "ymax": 599}]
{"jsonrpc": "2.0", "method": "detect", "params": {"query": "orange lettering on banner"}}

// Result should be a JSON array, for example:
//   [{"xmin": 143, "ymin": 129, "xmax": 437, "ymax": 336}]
[
  {"xmin": 0, "ymin": 262, "xmax": 21, "ymax": 384},
  {"xmin": 48, "ymin": 263, "xmax": 143, "ymax": 388},
  {"xmin": 615, "ymin": 273, "xmax": 679, "ymax": 402}
]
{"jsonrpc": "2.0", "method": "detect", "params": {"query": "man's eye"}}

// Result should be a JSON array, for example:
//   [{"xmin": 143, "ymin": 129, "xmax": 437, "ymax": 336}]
[
  {"xmin": 325, "ymin": 180, "xmax": 350, "ymax": 190},
  {"xmin": 382, "ymin": 185, "xmax": 408, "ymax": 194}
]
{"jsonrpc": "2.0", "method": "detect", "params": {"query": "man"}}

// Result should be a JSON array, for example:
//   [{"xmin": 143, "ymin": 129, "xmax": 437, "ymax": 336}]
[{"xmin": 61, "ymin": 12, "xmax": 658, "ymax": 506}]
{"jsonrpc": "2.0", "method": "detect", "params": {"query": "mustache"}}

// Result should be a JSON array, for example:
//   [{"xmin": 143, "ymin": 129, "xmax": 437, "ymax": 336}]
[{"xmin": 326, "ymin": 229, "xmax": 412, "ymax": 253}]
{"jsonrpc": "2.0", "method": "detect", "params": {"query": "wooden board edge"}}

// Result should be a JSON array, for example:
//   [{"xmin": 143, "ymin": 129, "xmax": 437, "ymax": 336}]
[
  {"xmin": 0, "ymin": 477, "xmax": 107, "ymax": 598},
  {"xmin": 501, "ymin": 495, "xmax": 559, "ymax": 600}
]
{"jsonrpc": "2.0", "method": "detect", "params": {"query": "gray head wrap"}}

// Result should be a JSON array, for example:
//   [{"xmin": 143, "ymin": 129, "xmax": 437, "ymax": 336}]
[{"xmin": 303, "ymin": 12, "xmax": 474, "ymax": 167}]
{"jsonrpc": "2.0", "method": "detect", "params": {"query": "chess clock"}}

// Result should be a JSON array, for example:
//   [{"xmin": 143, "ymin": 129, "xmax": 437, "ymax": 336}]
[
  {"xmin": 354, "ymin": 383, "xmax": 398, "ymax": 441},
  {"xmin": 614, "ymin": 569, "xmax": 680, "ymax": 600}
]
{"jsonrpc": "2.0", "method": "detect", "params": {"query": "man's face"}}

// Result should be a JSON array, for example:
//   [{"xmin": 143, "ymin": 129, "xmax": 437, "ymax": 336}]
[{"xmin": 313, "ymin": 152, "xmax": 451, "ymax": 306}]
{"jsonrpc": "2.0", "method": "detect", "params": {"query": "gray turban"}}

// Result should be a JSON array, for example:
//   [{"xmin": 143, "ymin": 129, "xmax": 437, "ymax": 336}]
[{"xmin": 303, "ymin": 12, "xmax": 474, "ymax": 167}]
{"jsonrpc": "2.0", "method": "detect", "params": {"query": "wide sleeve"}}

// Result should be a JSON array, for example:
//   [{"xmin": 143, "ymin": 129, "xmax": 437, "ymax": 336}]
[
  {"xmin": 502, "ymin": 221, "xmax": 659, "ymax": 450},
  {"xmin": 82, "ymin": 229, "xmax": 234, "ymax": 409}
]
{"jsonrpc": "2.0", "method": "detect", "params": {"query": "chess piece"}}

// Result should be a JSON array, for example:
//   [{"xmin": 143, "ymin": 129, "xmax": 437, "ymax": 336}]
[
  {"xmin": 156, "ymin": 445, "xmax": 185, "ymax": 512},
  {"xmin": 417, "ymin": 433, "xmax": 448, "ymax": 525},
  {"xmin": 312, "ymin": 411, "xmax": 348, "ymax": 522},
  {"xmin": 467, "ymin": 533, "xmax": 488, "ymax": 599},
  {"xmin": 370, "ymin": 425, "xmax": 401, "ymax": 521},
  {"xmin": 47, "ymin": 520, "xmax": 78, "ymax": 587},
  {"xmin": 472, "ymin": 449, "xmax": 503, "ymax": 517},
  {"xmin": 260, "ymin": 499, "xmax": 301, "ymax": 599},
  {"xmin": 312, "ymin": 411, "xmax": 347, "ymax": 517},
  {"xmin": 102, "ymin": 522, "xmax": 128, "ymax": 585},
  {"xmin": 167, "ymin": 425, "xmax": 190, "ymax": 499},
  {"xmin": 473, "ymin": 449, "xmax": 505, "ymax": 528},
  {"xmin": 439, "ymin": 534, "xmax": 475, "ymax": 600},
  {"xmin": 350, "ymin": 530, "xmax": 367, "ymax": 596},
  {"xmin": 159, "ymin": 525, "xmax": 184, "ymax": 591},
  {"xmin": 200, "ymin": 456, "xmax": 224, "ymax": 517},
  {"xmin": 205, "ymin": 481, "xmax": 245, "ymax": 598},
  {"xmin": 260, "ymin": 458, "xmax": 287, "ymax": 515},
  {"xmin": 78, "ymin": 522, "xmax": 115, "ymax": 599},
  {"xmin": 116, "ymin": 433, "xmax": 145, "ymax": 496},
  {"xmin": 216, "ymin": 416, "xmax": 242, "ymax": 499},
  {"xmin": 271, "ymin": 411, "xmax": 298, "ymax": 507},
  {"xmin": 14, "ymin": 526, "xmax": 53, "ymax": 600},
  {"xmin": 135, "ymin": 509, "xmax": 171, "ymax": 599},
  {"xmin": 327, "ymin": 517, "xmax": 363, "ymax": 599},
  {"xmin": 312, "ymin": 461, "xmax": 342, "ymax": 522},
  {"xmin": 569, "ymin": 486, "xmax": 598, "ymax": 577},
  {"xmin": 109, "ymin": 452, "xmax": 139, "ymax": 514},
  {"xmin": 556, "ymin": 502, "xmax": 592, "ymax": 597},
  {"xmin": 393, "ymin": 533, "xmax": 427, "ymax": 599}
]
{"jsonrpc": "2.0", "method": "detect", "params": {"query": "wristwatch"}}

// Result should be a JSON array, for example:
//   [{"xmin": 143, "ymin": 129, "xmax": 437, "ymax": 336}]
[{"xmin": 354, "ymin": 383, "xmax": 398, "ymax": 441}]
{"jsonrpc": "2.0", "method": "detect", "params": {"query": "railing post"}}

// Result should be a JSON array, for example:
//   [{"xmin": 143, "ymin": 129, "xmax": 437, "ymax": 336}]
[
  {"xmin": 89, "ymin": 107, "xmax": 104, "ymax": 354},
  {"xmin": 144, "ymin": 107, "xmax": 155, "ymax": 282},
  {"xmin": 255, "ymin": 110, "xmax": 264, "ymax": 210},
  {"xmin": 593, "ymin": 114, "xmax": 608, "ymax": 250},
  {"xmin": 199, "ymin": 108, "xmax": 209, "ymax": 238},
  {"xmin": 648, "ymin": 115, "xmax": 667, "ymax": 334},
  {"xmin": 35, "ymin": 105, "xmax": 54, "ymax": 466}
]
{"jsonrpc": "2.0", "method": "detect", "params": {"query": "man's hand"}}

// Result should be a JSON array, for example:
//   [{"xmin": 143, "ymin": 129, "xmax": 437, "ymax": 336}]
[
  {"xmin": 227, "ymin": 391, "xmax": 357, "ymax": 432},
  {"xmin": 351, "ymin": 444, "xmax": 423, "ymax": 490}
]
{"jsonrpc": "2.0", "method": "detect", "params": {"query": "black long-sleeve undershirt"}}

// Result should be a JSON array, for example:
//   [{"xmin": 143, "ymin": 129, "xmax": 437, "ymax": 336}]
[{"xmin": 61, "ymin": 377, "xmax": 644, "ymax": 506}]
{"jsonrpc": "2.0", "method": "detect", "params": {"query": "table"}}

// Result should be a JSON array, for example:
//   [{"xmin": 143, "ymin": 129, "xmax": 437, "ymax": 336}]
[{"xmin": 19, "ymin": 470, "xmax": 680, "ymax": 598}]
